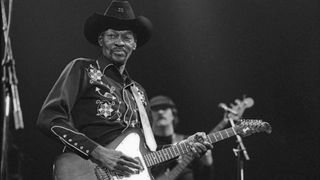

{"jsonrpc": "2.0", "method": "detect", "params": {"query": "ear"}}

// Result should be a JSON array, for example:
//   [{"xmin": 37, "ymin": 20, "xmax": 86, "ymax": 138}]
[
  {"xmin": 98, "ymin": 36, "xmax": 103, "ymax": 47},
  {"xmin": 132, "ymin": 43, "xmax": 137, "ymax": 50}
]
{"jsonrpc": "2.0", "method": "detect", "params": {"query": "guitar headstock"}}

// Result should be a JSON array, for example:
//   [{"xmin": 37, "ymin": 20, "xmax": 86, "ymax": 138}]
[
  {"xmin": 234, "ymin": 119, "xmax": 272, "ymax": 137},
  {"xmin": 228, "ymin": 97, "xmax": 254, "ymax": 120}
]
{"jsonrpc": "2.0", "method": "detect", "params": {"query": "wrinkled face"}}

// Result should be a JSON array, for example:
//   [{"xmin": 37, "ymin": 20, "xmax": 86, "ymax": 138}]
[
  {"xmin": 98, "ymin": 29, "xmax": 137, "ymax": 66},
  {"xmin": 151, "ymin": 107, "xmax": 175, "ymax": 127}
]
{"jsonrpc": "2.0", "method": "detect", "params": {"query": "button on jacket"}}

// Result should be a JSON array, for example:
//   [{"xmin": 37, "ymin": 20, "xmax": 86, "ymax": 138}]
[{"xmin": 37, "ymin": 56, "xmax": 151, "ymax": 158}]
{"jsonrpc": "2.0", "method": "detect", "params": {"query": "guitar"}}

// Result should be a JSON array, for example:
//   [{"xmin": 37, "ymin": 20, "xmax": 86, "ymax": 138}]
[
  {"xmin": 53, "ymin": 119, "xmax": 271, "ymax": 180},
  {"xmin": 156, "ymin": 97, "xmax": 254, "ymax": 180},
  {"xmin": 212, "ymin": 97, "xmax": 254, "ymax": 133}
]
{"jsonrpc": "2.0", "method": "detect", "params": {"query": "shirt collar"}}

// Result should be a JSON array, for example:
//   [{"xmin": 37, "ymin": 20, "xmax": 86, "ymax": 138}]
[{"xmin": 96, "ymin": 55, "xmax": 133, "ymax": 85}]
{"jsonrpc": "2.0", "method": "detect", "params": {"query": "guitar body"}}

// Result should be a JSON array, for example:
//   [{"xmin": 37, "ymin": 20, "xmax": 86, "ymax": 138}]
[{"xmin": 53, "ymin": 128, "xmax": 154, "ymax": 180}]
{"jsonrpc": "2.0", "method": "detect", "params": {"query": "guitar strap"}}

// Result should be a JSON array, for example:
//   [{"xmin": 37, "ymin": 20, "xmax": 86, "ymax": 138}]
[{"xmin": 131, "ymin": 85, "xmax": 157, "ymax": 151}]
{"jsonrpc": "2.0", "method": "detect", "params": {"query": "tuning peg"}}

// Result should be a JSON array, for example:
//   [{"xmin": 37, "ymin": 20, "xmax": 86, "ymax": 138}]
[
  {"xmin": 234, "ymin": 99, "xmax": 241, "ymax": 105},
  {"xmin": 243, "ymin": 97, "xmax": 254, "ymax": 107}
]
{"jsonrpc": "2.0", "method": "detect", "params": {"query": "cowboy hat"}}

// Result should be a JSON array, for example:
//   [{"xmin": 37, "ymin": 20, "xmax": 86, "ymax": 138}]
[{"xmin": 84, "ymin": 0, "xmax": 152, "ymax": 47}]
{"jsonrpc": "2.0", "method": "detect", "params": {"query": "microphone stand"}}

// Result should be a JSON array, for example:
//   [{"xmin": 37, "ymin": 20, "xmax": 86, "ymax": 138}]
[
  {"xmin": 1, "ymin": 0, "xmax": 24, "ymax": 179},
  {"xmin": 229, "ymin": 115, "xmax": 250, "ymax": 180}
]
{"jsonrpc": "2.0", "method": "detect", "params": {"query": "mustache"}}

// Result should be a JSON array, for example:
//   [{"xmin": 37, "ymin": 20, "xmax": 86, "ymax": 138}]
[
  {"xmin": 156, "ymin": 115, "xmax": 165, "ymax": 120},
  {"xmin": 111, "ymin": 47, "xmax": 128, "ymax": 53}
]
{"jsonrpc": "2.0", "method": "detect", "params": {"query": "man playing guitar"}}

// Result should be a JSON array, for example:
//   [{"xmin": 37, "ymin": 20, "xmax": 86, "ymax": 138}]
[{"xmin": 37, "ymin": 1, "xmax": 212, "ymax": 179}]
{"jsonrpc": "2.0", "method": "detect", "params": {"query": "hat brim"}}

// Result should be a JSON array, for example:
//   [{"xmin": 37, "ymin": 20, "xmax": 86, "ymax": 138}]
[{"xmin": 84, "ymin": 13, "xmax": 152, "ymax": 47}]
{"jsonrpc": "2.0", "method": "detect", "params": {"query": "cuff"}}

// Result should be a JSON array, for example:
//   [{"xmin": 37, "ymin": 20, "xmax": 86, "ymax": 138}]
[{"xmin": 51, "ymin": 125, "xmax": 98, "ymax": 158}]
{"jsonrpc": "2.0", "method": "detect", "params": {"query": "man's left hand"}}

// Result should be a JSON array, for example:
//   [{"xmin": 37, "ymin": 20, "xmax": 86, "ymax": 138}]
[{"xmin": 186, "ymin": 132, "xmax": 213, "ymax": 158}]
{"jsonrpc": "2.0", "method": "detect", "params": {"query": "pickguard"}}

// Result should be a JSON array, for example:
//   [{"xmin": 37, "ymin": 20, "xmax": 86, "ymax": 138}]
[{"xmin": 111, "ymin": 132, "xmax": 152, "ymax": 180}]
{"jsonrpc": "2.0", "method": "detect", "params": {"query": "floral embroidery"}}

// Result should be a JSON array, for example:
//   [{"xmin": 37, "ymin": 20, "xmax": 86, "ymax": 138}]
[
  {"xmin": 87, "ymin": 65, "xmax": 103, "ymax": 83},
  {"xmin": 86, "ymin": 64, "xmax": 121, "ymax": 120},
  {"xmin": 96, "ymin": 100, "xmax": 114, "ymax": 118},
  {"xmin": 95, "ymin": 87, "xmax": 116, "ymax": 100}
]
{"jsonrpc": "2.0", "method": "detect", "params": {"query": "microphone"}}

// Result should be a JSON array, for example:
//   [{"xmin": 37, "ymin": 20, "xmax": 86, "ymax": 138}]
[{"xmin": 218, "ymin": 103, "xmax": 238, "ymax": 115}]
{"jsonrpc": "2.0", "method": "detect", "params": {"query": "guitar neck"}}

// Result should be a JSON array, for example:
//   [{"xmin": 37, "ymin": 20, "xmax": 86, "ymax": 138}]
[
  {"xmin": 206, "ymin": 126, "xmax": 237, "ymax": 144},
  {"xmin": 157, "ymin": 119, "xmax": 235, "ymax": 180},
  {"xmin": 162, "ymin": 122, "xmax": 232, "ymax": 179},
  {"xmin": 143, "ymin": 139, "xmax": 191, "ymax": 167},
  {"xmin": 144, "ymin": 127, "xmax": 237, "ymax": 167}
]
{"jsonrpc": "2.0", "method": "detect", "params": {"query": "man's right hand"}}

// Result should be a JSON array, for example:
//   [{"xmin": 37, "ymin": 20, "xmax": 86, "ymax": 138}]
[{"xmin": 91, "ymin": 145, "xmax": 142, "ymax": 177}]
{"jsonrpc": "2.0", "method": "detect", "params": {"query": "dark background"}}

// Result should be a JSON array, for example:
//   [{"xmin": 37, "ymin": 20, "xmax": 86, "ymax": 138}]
[{"xmin": 1, "ymin": 0, "xmax": 319, "ymax": 179}]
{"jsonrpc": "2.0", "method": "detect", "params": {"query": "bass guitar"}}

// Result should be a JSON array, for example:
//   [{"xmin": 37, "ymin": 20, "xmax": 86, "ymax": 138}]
[{"xmin": 156, "ymin": 97, "xmax": 254, "ymax": 180}]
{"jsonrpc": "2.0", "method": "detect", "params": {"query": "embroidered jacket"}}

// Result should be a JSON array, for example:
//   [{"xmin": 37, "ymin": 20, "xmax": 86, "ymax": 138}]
[{"xmin": 37, "ymin": 56, "xmax": 150, "ymax": 158}]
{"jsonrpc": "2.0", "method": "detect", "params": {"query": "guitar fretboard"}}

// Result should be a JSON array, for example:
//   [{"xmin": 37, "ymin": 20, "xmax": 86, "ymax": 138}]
[
  {"xmin": 143, "ymin": 139, "xmax": 190, "ymax": 167},
  {"xmin": 144, "ymin": 127, "xmax": 237, "ymax": 167},
  {"xmin": 207, "ymin": 126, "xmax": 237, "ymax": 144}
]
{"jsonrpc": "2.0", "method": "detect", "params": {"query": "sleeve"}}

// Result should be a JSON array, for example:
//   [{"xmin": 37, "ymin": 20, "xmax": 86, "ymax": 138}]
[
  {"xmin": 36, "ymin": 59, "xmax": 99, "ymax": 158},
  {"xmin": 191, "ymin": 151, "xmax": 213, "ymax": 180}
]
